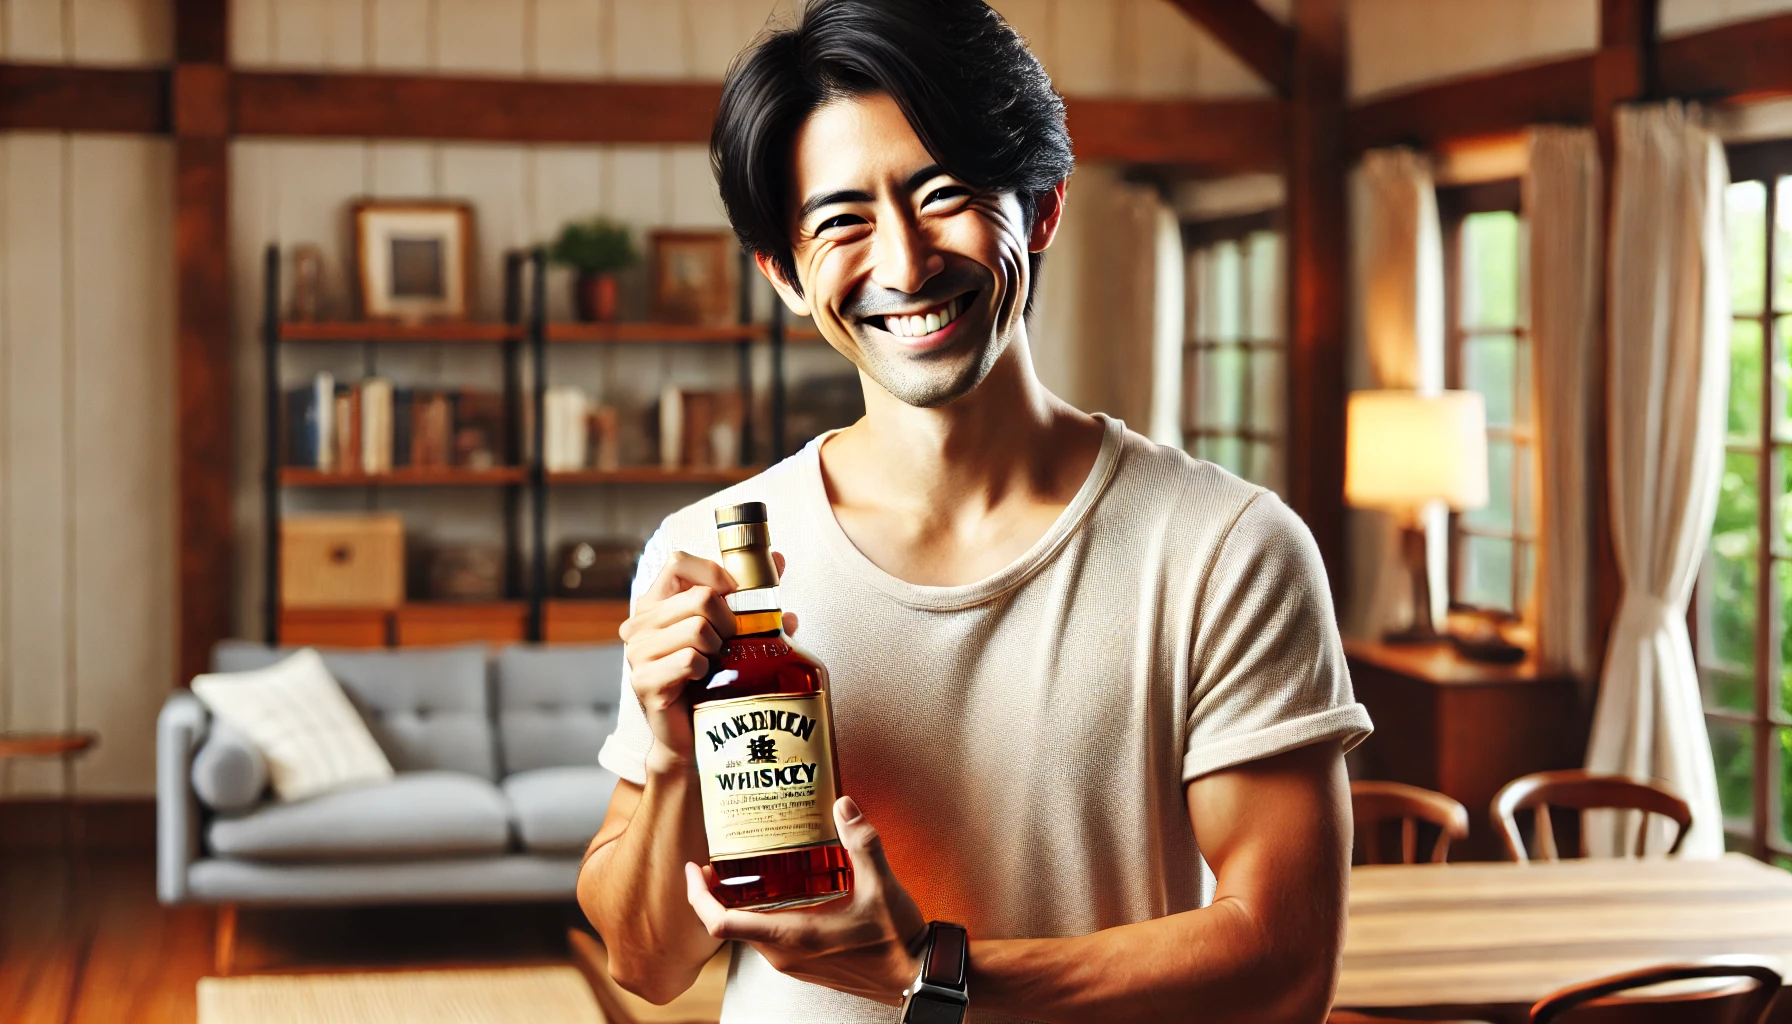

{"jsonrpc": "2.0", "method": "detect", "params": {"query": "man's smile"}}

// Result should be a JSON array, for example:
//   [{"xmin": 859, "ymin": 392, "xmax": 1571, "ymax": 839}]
[{"xmin": 858, "ymin": 291, "xmax": 977, "ymax": 348}]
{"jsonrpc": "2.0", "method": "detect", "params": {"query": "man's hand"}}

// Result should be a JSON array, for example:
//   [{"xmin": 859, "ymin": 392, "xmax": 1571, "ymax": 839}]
[
  {"xmin": 616, "ymin": 552, "xmax": 744, "ymax": 772},
  {"xmin": 684, "ymin": 796, "xmax": 929, "ymax": 1006}
]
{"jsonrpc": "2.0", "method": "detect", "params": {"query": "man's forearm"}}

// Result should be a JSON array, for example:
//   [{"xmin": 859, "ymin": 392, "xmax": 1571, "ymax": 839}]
[
  {"xmin": 968, "ymin": 897, "xmax": 1338, "ymax": 1024},
  {"xmin": 576, "ymin": 766, "xmax": 721, "ymax": 1003}
]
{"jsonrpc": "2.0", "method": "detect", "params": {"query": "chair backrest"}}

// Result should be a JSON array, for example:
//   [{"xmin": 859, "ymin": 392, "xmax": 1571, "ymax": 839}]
[
  {"xmin": 1350, "ymin": 780, "xmax": 1470, "ymax": 864},
  {"xmin": 1530, "ymin": 962, "xmax": 1782, "ymax": 1024},
  {"xmin": 1493, "ymin": 770, "xmax": 1692, "ymax": 862}
]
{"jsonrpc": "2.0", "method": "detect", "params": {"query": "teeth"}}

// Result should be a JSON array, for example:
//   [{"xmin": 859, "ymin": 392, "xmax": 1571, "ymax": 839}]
[{"xmin": 883, "ymin": 297, "xmax": 965, "ymax": 338}]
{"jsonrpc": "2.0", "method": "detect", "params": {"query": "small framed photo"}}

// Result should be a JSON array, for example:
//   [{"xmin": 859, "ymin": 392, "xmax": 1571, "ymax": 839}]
[
  {"xmin": 650, "ymin": 230, "xmax": 738, "ymax": 326},
  {"xmin": 353, "ymin": 200, "xmax": 474, "ymax": 322}
]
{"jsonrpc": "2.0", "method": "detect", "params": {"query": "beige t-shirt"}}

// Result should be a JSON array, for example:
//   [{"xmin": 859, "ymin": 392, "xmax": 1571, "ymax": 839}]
[{"xmin": 598, "ymin": 415, "xmax": 1372, "ymax": 1024}]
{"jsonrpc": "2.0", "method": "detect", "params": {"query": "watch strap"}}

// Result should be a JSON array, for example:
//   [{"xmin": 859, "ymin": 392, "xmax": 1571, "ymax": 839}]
[{"xmin": 900, "ymin": 921, "xmax": 969, "ymax": 1024}]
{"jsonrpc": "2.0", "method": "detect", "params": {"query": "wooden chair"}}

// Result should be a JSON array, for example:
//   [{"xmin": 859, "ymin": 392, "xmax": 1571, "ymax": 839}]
[
  {"xmin": 1351, "ymin": 780, "xmax": 1470, "ymax": 864},
  {"xmin": 1530, "ymin": 962, "xmax": 1782, "ymax": 1024},
  {"xmin": 1492, "ymin": 770, "xmax": 1692, "ymax": 862}
]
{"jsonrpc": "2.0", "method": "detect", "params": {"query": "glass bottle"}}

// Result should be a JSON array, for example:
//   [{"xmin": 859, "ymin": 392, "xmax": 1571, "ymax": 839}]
[{"xmin": 691, "ymin": 501, "xmax": 853, "ymax": 911}]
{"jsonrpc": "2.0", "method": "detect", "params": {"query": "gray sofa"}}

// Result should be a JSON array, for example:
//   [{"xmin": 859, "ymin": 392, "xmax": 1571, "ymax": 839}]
[{"xmin": 157, "ymin": 640, "xmax": 626, "ymax": 913}]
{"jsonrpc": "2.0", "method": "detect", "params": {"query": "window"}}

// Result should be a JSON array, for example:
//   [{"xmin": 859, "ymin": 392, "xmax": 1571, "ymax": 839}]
[
  {"xmin": 1441, "ymin": 184, "xmax": 1534, "ymax": 618},
  {"xmin": 1183, "ymin": 213, "xmax": 1284, "ymax": 494},
  {"xmin": 1697, "ymin": 142, "xmax": 1792, "ymax": 867}
]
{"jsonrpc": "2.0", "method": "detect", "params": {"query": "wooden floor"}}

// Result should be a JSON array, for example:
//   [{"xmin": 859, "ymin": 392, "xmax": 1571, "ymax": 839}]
[{"xmin": 0, "ymin": 851, "xmax": 578, "ymax": 1024}]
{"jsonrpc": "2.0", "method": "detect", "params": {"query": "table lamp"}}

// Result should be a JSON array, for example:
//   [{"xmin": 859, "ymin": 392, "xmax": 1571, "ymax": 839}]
[{"xmin": 1345, "ymin": 389, "xmax": 1488, "ymax": 643}]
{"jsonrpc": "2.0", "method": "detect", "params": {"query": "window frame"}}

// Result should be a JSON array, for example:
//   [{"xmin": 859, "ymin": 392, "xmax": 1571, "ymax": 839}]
[
  {"xmin": 1436, "ymin": 180, "xmax": 1535, "ymax": 621},
  {"xmin": 1704, "ymin": 138, "xmax": 1792, "ymax": 865},
  {"xmin": 1180, "ymin": 209, "xmax": 1285, "ymax": 492}
]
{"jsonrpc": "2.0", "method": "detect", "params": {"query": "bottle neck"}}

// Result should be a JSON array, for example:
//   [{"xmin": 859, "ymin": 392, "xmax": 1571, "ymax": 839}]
[{"xmin": 727, "ymin": 586, "xmax": 783, "ymax": 637}]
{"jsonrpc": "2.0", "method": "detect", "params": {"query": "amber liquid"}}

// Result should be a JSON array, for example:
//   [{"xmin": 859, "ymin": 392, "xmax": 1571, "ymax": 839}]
[{"xmin": 693, "ymin": 614, "xmax": 853, "ymax": 911}]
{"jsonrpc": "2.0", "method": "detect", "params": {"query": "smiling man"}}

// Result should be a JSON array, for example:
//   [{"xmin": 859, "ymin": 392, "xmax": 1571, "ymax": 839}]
[{"xmin": 575, "ymin": 2, "xmax": 1373, "ymax": 1022}]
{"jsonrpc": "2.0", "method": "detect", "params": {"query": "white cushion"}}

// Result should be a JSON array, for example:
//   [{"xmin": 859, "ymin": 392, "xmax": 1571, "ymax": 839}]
[{"xmin": 191, "ymin": 648, "xmax": 394, "ymax": 802}]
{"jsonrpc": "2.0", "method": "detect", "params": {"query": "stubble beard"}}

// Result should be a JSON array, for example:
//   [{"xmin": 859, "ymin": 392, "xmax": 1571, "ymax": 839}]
[{"xmin": 855, "ymin": 328, "xmax": 1008, "ymax": 409}]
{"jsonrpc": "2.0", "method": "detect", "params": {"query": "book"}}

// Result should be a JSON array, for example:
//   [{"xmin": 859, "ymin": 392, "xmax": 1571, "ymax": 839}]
[
  {"xmin": 658, "ymin": 386, "xmax": 684, "ymax": 471},
  {"xmin": 393, "ymin": 388, "xmax": 414, "ymax": 469},
  {"xmin": 333, "ymin": 388, "xmax": 359, "ymax": 474},
  {"xmin": 361, "ymin": 378, "xmax": 393, "ymax": 474},
  {"xmin": 314, "ymin": 372, "xmax": 336, "ymax": 472},
  {"xmin": 453, "ymin": 391, "xmax": 505, "ymax": 469},
  {"xmin": 286, "ymin": 386, "xmax": 318, "ymax": 467}
]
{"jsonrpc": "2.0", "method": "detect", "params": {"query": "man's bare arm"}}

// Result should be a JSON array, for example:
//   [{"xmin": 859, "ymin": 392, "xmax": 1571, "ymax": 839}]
[
  {"xmin": 575, "ymin": 552, "xmax": 748, "ymax": 1005},
  {"xmin": 965, "ymin": 740, "xmax": 1351, "ymax": 1023},
  {"xmin": 578, "ymin": 773, "xmax": 720, "ymax": 1004}
]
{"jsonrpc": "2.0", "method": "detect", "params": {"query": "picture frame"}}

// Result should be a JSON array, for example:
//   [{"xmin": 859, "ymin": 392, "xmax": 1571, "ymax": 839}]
[
  {"xmin": 650, "ymin": 230, "xmax": 738, "ymax": 326},
  {"xmin": 353, "ymin": 200, "xmax": 475, "ymax": 322}
]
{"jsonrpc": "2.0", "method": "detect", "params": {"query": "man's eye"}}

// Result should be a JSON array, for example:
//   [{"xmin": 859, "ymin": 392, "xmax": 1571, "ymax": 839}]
[
  {"xmin": 817, "ymin": 214, "xmax": 865, "ymax": 232},
  {"xmin": 924, "ymin": 186, "xmax": 970, "ymax": 206}
]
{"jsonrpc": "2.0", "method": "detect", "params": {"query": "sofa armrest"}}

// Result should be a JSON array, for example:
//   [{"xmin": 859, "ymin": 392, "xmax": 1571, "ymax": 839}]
[{"xmin": 157, "ymin": 691, "xmax": 209, "ymax": 905}]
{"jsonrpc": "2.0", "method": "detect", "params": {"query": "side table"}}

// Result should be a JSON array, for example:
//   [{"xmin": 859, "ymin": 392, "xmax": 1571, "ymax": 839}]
[
  {"xmin": 0, "ymin": 732, "xmax": 98, "ymax": 851},
  {"xmin": 1344, "ymin": 640, "xmax": 1587, "ymax": 861}
]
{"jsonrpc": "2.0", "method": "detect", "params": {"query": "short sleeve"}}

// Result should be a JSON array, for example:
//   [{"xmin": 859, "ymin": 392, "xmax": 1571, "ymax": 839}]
[
  {"xmin": 597, "ymin": 524, "xmax": 673, "ymax": 786},
  {"xmin": 1182, "ymin": 492, "xmax": 1373, "ymax": 782}
]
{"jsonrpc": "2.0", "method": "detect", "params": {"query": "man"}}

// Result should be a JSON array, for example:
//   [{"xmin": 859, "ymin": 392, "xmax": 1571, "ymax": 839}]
[{"xmin": 577, "ymin": 1, "xmax": 1372, "ymax": 1021}]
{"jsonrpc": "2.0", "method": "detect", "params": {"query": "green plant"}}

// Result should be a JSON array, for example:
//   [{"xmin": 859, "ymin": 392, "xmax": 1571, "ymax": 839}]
[{"xmin": 548, "ymin": 216, "xmax": 638, "ymax": 275}]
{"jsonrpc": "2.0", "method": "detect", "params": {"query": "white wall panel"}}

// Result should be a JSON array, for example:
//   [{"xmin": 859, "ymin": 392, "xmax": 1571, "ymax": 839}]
[
  {"xmin": 1347, "ymin": 0, "xmax": 1598, "ymax": 102},
  {"xmin": 67, "ymin": 136, "xmax": 174, "ymax": 796},
  {"xmin": 270, "ymin": 0, "xmax": 368, "ymax": 68},
  {"xmin": 1052, "ymin": 0, "xmax": 1122, "ymax": 96},
  {"xmin": 5, "ymin": 0, "xmax": 68, "ymax": 60},
  {"xmin": 70, "ymin": 0, "xmax": 171, "ymax": 62},
  {"xmin": 1661, "ymin": 0, "xmax": 1792, "ymax": 35},
  {"xmin": 369, "ymin": 0, "xmax": 432, "ymax": 69},
  {"xmin": 534, "ymin": 0, "xmax": 608, "ymax": 77},
  {"xmin": 612, "ymin": 0, "xmax": 689, "ymax": 77},
  {"xmin": 232, "ymin": 0, "xmax": 273, "ymax": 64},
  {"xmin": 2, "ymin": 135, "xmax": 71, "ymax": 797},
  {"xmin": 437, "ymin": 0, "xmax": 528, "ymax": 73}
]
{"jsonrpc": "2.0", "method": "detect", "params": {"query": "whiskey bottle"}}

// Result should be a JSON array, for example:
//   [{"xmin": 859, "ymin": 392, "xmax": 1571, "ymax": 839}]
[{"xmin": 692, "ymin": 501, "xmax": 853, "ymax": 911}]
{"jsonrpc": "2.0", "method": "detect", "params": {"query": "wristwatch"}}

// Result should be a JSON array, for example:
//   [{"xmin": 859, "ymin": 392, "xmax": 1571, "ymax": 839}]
[{"xmin": 899, "ymin": 921, "xmax": 970, "ymax": 1024}]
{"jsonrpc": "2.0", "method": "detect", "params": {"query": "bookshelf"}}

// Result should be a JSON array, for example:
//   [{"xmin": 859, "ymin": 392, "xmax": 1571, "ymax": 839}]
[{"xmin": 261, "ymin": 245, "xmax": 800, "ymax": 648}]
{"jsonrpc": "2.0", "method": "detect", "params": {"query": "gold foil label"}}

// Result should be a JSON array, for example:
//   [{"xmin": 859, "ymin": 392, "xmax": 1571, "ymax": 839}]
[{"xmin": 692, "ymin": 691, "xmax": 840, "ymax": 858}]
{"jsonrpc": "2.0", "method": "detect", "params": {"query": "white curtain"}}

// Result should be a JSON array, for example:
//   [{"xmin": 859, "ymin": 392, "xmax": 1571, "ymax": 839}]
[
  {"xmin": 1589, "ymin": 102, "xmax": 1728, "ymax": 858},
  {"xmin": 1345, "ymin": 148, "xmax": 1447, "ymax": 638},
  {"xmin": 1526, "ymin": 127, "xmax": 1603, "ymax": 679},
  {"xmin": 1043, "ymin": 164, "xmax": 1183, "ymax": 434}
]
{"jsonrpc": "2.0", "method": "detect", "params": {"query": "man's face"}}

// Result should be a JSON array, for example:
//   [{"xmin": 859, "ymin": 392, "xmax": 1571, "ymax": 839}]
[{"xmin": 771, "ymin": 92, "xmax": 1048, "ymax": 409}]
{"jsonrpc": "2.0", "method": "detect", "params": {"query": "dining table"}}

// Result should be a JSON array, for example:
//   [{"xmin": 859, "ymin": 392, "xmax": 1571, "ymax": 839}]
[{"xmin": 1338, "ymin": 853, "xmax": 1792, "ymax": 1023}]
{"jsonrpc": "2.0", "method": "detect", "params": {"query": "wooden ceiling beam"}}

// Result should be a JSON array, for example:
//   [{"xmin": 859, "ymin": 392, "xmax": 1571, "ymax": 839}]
[
  {"xmin": 1658, "ymin": 11, "xmax": 1792, "ymax": 102},
  {"xmin": 0, "ymin": 64, "xmax": 169, "ymax": 133},
  {"xmin": 1162, "ymin": 0, "xmax": 1294, "ymax": 97},
  {"xmin": 1347, "ymin": 55, "xmax": 1597, "ymax": 156},
  {"xmin": 1066, "ymin": 97, "xmax": 1286, "ymax": 169}
]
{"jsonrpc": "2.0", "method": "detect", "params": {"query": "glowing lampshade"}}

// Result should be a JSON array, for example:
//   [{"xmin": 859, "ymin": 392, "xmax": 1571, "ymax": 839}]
[{"xmin": 1345, "ymin": 390, "xmax": 1489, "ymax": 511}]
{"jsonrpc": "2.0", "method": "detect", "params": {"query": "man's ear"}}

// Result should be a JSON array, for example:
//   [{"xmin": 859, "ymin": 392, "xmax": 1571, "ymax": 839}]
[
  {"xmin": 754, "ymin": 252, "xmax": 812, "ymax": 318},
  {"xmin": 1029, "ymin": 180, "xmax": 1067, "ymax": 253}
]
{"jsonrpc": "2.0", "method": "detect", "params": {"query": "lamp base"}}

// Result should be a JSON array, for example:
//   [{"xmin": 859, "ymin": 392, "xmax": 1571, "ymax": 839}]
[{"xmin": 1381, "ymin": 623, "xmax": 1441, "ymax": 645}]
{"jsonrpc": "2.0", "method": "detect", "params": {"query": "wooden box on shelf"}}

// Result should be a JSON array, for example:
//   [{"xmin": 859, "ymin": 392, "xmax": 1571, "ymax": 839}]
[
  {"xmin": 543, "ymin": 600, "xmax": 631, "ymax": 645},
  {"xmin": 281, "ymin": 514, "xmax": 405, "ymax": 609},
  {"xmin": 394, "ymin": 603, "xmax": 528, "ymax": 646}
]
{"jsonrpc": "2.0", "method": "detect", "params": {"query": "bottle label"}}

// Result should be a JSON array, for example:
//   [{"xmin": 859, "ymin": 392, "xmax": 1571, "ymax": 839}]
[{"xmin": 692, "ymin": 691, "xmax": 841, "ymax": 859}]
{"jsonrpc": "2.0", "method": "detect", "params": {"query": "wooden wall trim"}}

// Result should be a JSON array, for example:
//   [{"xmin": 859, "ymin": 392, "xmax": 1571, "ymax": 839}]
[
  {"xmin": 1349, "ymin": 54, "xmax": 1597, "ymax": 156},
  {"xmin": 1065, "ymin": 98, "xmax": 1286, "ymax": 168},
  {"xmin": 233, "ymin": 72, "xmax": 724, "ymax": 144},
  {"xmin": 1658, "ymin": 11, "xmax": 1792, "ymax": 102},
  {"xmin": 0, "ymin": 64, "xmax": 170, "ymax": 133},
  {"xmin": 1162, "ymin": 0, "xmax": 1295, "ymax": 97},
  {"xmin": 1286, "ymin": 0, "xmax": 1348, "ymax": 595}
]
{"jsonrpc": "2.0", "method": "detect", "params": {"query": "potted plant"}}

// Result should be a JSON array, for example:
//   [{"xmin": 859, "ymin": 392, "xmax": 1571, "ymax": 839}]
[{"xmin": 549, "ymin": 216, "xmax": 638, "ymax": 322}]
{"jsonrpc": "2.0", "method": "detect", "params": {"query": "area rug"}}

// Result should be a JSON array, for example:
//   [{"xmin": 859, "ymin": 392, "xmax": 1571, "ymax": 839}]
[{"xmin": 197, "ymin": 966, "xmax": 605, "ymax": 1024}]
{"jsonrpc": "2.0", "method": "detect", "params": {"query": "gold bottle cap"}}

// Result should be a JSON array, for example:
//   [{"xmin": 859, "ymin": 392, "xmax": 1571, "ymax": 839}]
[{"xmin": 714, "ymin": 502, "xmax": 778, "ymax": 590}]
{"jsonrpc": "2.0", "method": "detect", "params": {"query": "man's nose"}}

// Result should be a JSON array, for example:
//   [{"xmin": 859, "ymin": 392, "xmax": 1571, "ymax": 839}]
[{"xmin": 869, "ymin": 212, "xmax": 944, "ymax": 296}]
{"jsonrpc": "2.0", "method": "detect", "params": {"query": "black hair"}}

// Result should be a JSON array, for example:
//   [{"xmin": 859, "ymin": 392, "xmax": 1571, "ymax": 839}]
[{"xmin": 710, "ymin": 0, "xmax": 1073, "ymax": 303}]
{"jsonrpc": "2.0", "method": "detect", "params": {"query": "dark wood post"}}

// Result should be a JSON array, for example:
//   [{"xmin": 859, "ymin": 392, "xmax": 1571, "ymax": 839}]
[
  {"xmin": 174, "ymin": 0, "xmax": 233, "ymax": 683},
  {"xmin": 1286, "ymin": 0, "xmax": 1350, "ymax": 598}
]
